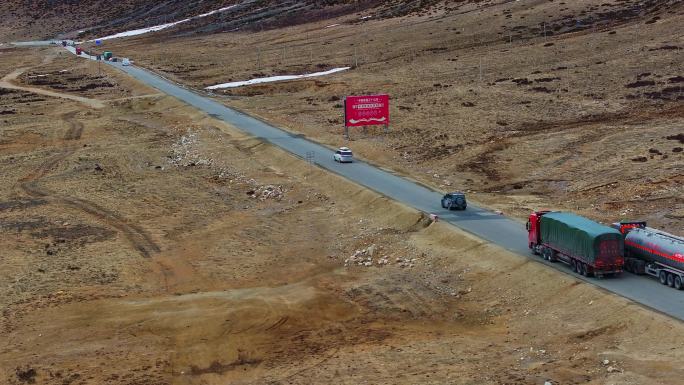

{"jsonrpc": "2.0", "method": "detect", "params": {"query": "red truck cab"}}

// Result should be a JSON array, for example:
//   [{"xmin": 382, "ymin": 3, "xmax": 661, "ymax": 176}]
[
  {"xmin": 612, "ymin": 221, "xmax": 647, "ymax": 235},
  {"xmin": 75, "ymin": 47, "xmax": 83, "ymax": 55},
  {"xmin": 526, "ymin": 210, "xmax": 550, "ymax": 254}
]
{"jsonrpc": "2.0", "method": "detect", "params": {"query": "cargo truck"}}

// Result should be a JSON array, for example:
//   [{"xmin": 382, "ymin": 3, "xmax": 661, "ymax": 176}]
[
  {"xmin": 527, "ymin": 211, "xmax": 624, "ymax": 277},
  {"xmin": 613, "ymin": 222, "xmax": 684, "ymax": 290}
]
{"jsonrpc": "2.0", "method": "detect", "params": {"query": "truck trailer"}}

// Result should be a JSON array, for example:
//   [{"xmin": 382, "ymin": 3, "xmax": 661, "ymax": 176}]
[
  {"xmin": 527, "ymin": 211, "xmax": 624, "ymax": 277},
  {"xmin": 613, "ymin": 222, "xmax": 684, "ymax": 290}
]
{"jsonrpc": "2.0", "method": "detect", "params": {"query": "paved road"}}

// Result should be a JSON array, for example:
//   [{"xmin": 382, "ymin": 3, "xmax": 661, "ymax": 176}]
[
  {"xmin": 10, "ymin": 40, "xmax": 59, "ymax": 46},
  {"xmin": 14, "ymin": 41, "xmax": 684, "ymax": 321}
]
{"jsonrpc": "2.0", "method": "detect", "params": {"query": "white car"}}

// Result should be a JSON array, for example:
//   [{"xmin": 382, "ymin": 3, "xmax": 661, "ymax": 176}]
[
  {"xmin": 122, "ymin": 58, "xmax": 131, "ymax": 66},
  {"xmin": 333, "ymin": 147, "xmax": 353, "ymax": 163}
]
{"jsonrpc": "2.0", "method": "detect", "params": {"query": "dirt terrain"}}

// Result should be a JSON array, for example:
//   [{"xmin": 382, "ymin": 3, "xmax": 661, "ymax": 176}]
[
  {"xmin": 96, "ymin": 0, "xmax": 684, "ymax": 234},
  {"xmin": 2, "ymin": 43, "xmax": 684, "ymax": 385},
  {"xmin": 0, "ymin": 0, "xmax": 438, "ymax": 41}
]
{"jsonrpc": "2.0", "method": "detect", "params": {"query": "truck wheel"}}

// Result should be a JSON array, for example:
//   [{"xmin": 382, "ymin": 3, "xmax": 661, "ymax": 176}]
[
  {"xmin": 659, "ymin": 271, "xmax": 668, "ymax": 285},
  {"xmin": 674, "ymin": 276, "xmax": 683, "ymax": 290},
  {"xmin": 548, "ymin": 250, "xmax": 557, "ymax": 263},
  {"xmin": 579, "ymin": 263, "xmax": 586, "ymax": 276},
  {"xmin": 635, "ymin": 260, "xmax": 646, "ymax": 275},
  {"xmin": 570, "ymin": 259, "xmax": 577, "ymax": 272},
  {"xmin": 531, "ymin": 244, "xmax": 539, "ymax": 255},
  {"xmin": 667, "ymin": 273, "xmax": 675, "ymax": 287}
]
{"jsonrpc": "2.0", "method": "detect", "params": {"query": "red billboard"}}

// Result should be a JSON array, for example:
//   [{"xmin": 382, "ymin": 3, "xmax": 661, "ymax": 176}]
[{"xmin": 344, "ymin": 94, "xmax": 389, "ymax": 127}]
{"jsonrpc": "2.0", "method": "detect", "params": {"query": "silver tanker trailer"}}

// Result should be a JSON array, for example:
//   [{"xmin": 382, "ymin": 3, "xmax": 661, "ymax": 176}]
[{"xmin": 613, "ymin": 222, "xmax": 684, "ymax": 290}]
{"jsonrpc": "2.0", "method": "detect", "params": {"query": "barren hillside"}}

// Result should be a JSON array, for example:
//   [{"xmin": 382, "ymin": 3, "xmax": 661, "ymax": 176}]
[
  {"xmin": 0, "ymin": 0, "xmax": 444, "ymax": 41},
  {"xmin": 105, "ymin": 1, "xmax": 684, "ymax": 233},
  {"xmin": 2, "ymin": 46, "xmax": 684, "ymax": 385},
  {"xmin": 95, "ymin": 0, "xmax": 684, "ymax": 233},
  {"xmin": 2, "ymin": 1, "xmax": 684, "ymax": 384}
]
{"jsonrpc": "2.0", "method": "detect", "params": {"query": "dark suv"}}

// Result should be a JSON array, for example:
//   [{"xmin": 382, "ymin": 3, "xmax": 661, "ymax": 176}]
[{"xmin": 441, "ymin": 192, "xmax": 467, "ymax": 210}]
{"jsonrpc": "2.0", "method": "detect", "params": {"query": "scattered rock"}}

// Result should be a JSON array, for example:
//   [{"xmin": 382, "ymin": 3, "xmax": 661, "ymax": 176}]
[
  {"xmin": 15, "ymin": 366, "xmax": 37, "ymax": 383},
  {"xmin": 250, "ymin": 185, "xmax": 285, "ymax": 201}
]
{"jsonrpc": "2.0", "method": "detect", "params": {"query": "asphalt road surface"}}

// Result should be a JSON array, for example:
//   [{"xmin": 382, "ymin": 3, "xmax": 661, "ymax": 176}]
[{"xmin": 14, "ymin": 42, "xmax": 684, "ymax": 321}]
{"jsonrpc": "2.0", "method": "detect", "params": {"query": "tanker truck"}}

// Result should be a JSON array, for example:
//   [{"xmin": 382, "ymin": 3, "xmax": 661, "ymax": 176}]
[
  {"xmin": 527, "ymin": 211, "xmax": 624, "ymax": 277},
  {"xmin": 613, "ymin": 222, "xmax": 684, "ymax": 290}
]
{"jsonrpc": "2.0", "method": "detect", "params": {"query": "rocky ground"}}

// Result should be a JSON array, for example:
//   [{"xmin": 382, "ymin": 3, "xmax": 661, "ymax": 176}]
[
  {"xmin": 100, "ymin": 0, "xmax": 684, "ymax": 234},
  {"xmin": 1, "ymin": 44, "xmax": 684, "ymax": 385}
]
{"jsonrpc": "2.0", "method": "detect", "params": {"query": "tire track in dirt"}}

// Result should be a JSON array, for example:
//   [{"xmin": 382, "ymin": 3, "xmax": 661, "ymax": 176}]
[
  {"xmin": 17, "ymin": 112, "xmax": 160, "ymax": 258},
  {"xmin": 0, "ymin": 67, "xmax": 105, "ymax": 109},
  {"xmin": 61, "ymin": 111, "xmax": 84, "ymax": 140}
]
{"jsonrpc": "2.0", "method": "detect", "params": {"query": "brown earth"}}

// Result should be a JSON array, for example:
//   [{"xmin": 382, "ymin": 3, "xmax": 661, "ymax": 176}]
[
  {"xmin": 1, "ymin": 44, "xmax": 684, "ymax": 385},
  {"xmin": 0, "ymin": 0, "xmax": 440, "ymax": 41},
  {"xmin": 99, "ymin": 0, "xmax": 684, "ymax": 234}
]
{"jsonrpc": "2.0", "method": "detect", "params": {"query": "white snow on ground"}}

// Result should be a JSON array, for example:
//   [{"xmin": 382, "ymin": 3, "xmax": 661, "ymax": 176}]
[
  {"xmin": 205, "ymin": 67, "xmax": 351, "ymax": 89},
  {"xmin": 90, "ymin": 4, "xmax": 237, "ymax": 41}
]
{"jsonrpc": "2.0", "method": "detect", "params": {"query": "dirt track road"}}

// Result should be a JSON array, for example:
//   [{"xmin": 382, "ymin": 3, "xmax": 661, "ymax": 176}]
[
  {"xmin": 16, "ymin": 109, "xmax": 160, "ymax": 258},
  {"xmin": 0, "ymin": 67, "xmax": 105, "ymax": 109}
]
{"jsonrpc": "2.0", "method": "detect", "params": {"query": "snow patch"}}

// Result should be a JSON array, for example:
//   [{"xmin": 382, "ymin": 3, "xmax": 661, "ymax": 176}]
[
  {"xmin": 206, "ymin": 67, "xmax": 351, "ymax": 90},
  {"xmin": 91, "ymin": 4, "xmax": 238, "ymax": 42}
]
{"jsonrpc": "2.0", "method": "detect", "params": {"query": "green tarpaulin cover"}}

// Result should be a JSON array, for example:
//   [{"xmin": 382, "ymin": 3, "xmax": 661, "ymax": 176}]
[{"xmin": 541, "ymin": 212, "xmax": 623, "ymax": 262}]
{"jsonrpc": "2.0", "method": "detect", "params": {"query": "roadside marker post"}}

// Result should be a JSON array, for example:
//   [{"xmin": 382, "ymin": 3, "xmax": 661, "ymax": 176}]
[{"xmin": 305, "ymin": 151, "xmax": 315, "ymax": 165}]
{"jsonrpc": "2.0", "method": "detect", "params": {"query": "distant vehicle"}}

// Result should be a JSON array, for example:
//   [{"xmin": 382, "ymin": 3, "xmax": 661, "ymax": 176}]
[
  {"xmin": 103, "ymin": 51, "xmax": 113, "ymax": 60},
  {"xmin": 122, "ymin": 58, "xmax": 131, "ymax": 66},
  {"xmin": 333, "ymin": 147, "xmax": 353, "ymax": 163},
  {"xmin": 527, "ymin": 211, "xmax": 623, "ymax": 277},
  {"xmin": 75, "ymin": 47, "xmax": 82, "ymax": 55},
  {"xmin": 61, "ymin": 41, "xmax": 67, "ymax": 47},
  {"xmin": 613, "ymin": 221, "xmax": 684, "ymax": 290},
  {"xmin": 441, "ymin": 192, "xmax": 467, "ymax": 210}
]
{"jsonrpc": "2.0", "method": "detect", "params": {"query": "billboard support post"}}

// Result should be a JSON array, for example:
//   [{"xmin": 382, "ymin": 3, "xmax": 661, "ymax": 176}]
[{"xmin": 343, "ymin": 97, "xmax": 349, "ymax": 140}]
